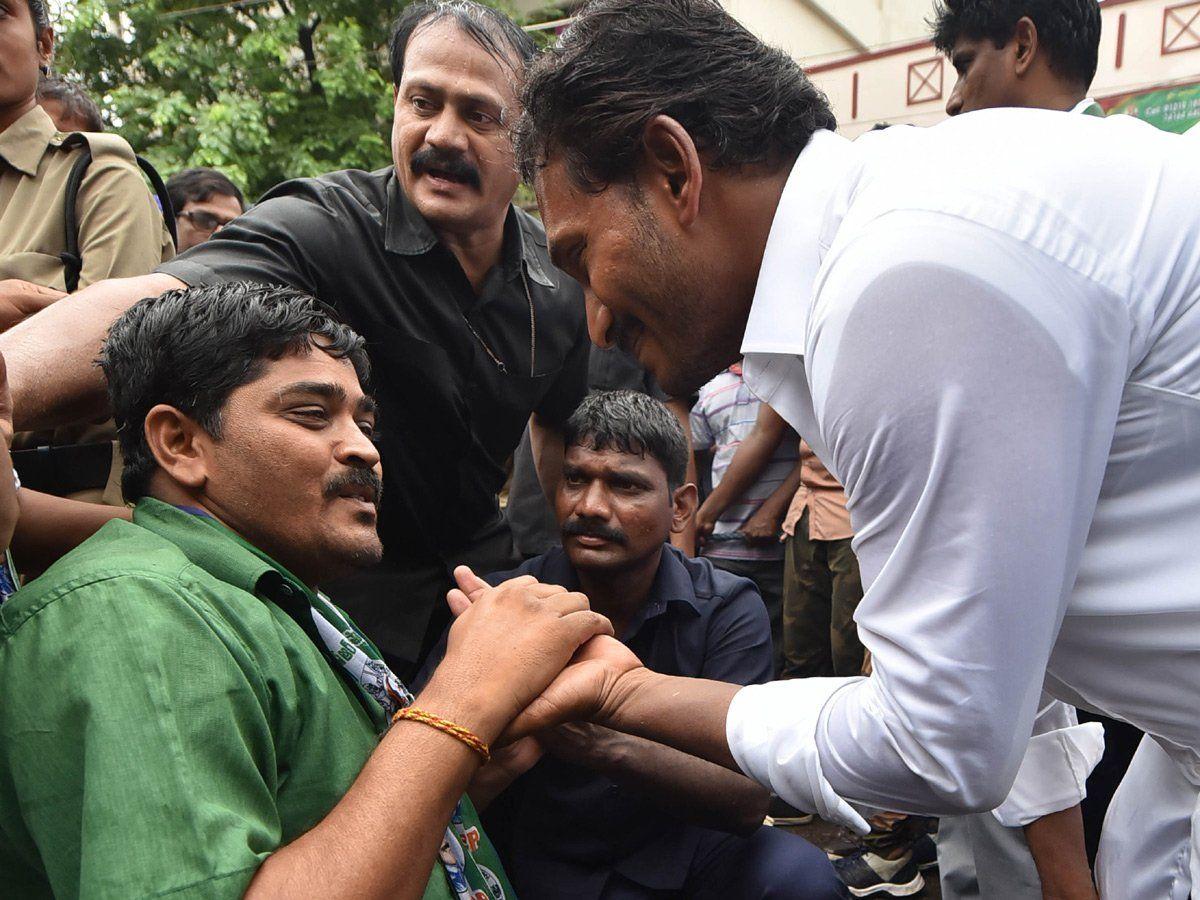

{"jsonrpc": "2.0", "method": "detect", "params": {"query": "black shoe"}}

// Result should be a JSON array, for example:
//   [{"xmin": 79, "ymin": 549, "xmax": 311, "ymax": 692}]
[
  {"xmin": 833, "ymin": 849, "xmax": 925, "ymax": 898},
  {"xmin": 824, "ymin": 830, "xmax": 865, "ymax": 861},
  {"xmin": 910, "ymin": 833, "xmax": 938, "ymax": 871},
  {"xmin": 764, "ymin": 795, "xmax": 815, "ymax": 826}
]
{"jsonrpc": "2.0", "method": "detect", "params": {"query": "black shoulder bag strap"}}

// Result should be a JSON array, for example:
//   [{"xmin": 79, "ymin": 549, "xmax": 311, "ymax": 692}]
[
  {"xmin": 59, "ymin": 135, "xmax": 92, "ymax": 294},
  {"xmin": 59, "ymin": 134, "xmax": 179, "ymax": 294}
]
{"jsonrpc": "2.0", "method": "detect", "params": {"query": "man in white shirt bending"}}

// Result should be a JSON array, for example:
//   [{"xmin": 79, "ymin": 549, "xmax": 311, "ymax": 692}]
[{"xmin": 495, "ymin": 1, "xmax": 1199, "ymax": 897}]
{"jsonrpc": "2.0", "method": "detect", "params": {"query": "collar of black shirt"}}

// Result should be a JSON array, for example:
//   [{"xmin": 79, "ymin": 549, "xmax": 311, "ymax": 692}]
[
  {"xmin": 383, "ymin": 171, "xmax": 556, "ymax": 289},
  {"xmin": 536, "ymin": 544, "xmax": 704, "ymax": 632}
]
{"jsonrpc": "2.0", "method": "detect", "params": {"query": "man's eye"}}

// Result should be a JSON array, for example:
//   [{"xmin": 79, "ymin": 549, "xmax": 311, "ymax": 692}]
[
  {"xmin": 292, "ymin": 407, "xmax": 328, "ymax": 423},
  {"xmin": 358, "ymin": 421, "xmax": 376, "ymax": 438},
  {"xmin": 411, "ymin": 96, "xmax": 435, "ymax": 112}
]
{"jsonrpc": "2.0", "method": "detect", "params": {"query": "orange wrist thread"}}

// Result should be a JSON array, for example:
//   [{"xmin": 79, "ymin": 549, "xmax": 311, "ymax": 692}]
[{"xmin": 391, "ymin": 707, "xmax": 491, "ymax": 762}]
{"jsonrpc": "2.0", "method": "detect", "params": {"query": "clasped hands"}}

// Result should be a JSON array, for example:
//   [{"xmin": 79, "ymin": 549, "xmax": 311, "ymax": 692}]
[{"xmin": 418, "ymin": 566, "xmax": 644, "ymax": 757}]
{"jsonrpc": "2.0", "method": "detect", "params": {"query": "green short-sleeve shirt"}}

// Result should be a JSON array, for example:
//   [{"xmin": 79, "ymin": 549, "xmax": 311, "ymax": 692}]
[{"xmin": 0, "ymin": 499, "xmax": 512, "ymax": 899}]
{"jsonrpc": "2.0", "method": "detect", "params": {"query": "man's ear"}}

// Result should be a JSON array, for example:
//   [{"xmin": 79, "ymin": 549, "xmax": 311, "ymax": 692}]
[
  {"xmin": 1012, "ymin": 16, "xmax": 1039, "ymax": 77},
  {"xmin": 36, "ymin": 27, "xmax": 54, "ymax": 72},
  {"xmin": 669, "ymin": 482, "xmax": 699, "ymax": 534},
  {"xmin": 637, "ymin": 115, "xmax": 703, "ymax": 229},
  {"xmin": 143, "ymin": 404, "xmax": 210, "ymax": 492}
]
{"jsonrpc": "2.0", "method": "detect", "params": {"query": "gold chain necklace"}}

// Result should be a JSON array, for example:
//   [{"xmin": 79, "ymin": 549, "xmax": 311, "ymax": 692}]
[{"xmin": 462, "ymin": 267, "xmax": 537, "ymax": 377}]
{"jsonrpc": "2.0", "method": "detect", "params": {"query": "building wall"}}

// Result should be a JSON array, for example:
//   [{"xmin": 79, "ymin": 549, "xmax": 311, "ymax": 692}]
[
  {"xmin": 514, "ymin": 0, "xmax": 1200, "ymax": 135},
  {"xmin": 786, "ymin": 0, "xmax": 1200, "ymax": 136},
  {"xmin": 515, "ymin": 0, "xmax": 936, "ymax": 59},
  {"xmin": 723, "ymin": 0, "xmax": 851, "ymax": 60}
]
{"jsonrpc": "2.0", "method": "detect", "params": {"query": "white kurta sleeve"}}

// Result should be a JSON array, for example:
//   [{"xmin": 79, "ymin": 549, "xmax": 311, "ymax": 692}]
[
  {"xmin": 727, "ymin": 212, "xmax": 1130, "ymax": 824},
  {"xmin": 992, "ymin": 696, "xmax": 1105, "ymax": 827}
]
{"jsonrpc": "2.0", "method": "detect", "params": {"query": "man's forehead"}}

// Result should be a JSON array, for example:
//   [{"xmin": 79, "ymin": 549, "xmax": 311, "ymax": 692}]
[
  {"xmin": 566, "ymin": 441, "xmax": 665, "ymax": 478},
  {"xmin": 251, "ymin": 348, "xmax": 367, "ymax": 396},
  {"xmin": 537, "ymin": 164, "xmax": 592, "ymax": 251},
  {"xmin": 400, "ymin": 19, "xmax": 518, "ymax": 103},
  {"xmin": 952, "ymin": 34, "xmax": 995, "ymax": 54},
  {"xmin": 187, "ymin": 193, "xmax": 243, "ymax": 213}
]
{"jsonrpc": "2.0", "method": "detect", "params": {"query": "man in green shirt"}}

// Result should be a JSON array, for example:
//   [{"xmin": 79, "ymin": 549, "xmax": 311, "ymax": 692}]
[{"xmin": 0, "ymin": 281, "xmax": 613, "ymax": 899}]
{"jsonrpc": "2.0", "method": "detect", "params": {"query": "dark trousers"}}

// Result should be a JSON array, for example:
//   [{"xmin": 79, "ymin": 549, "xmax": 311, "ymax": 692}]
[
  {"xmin": 707, "ymin": 556, "xmax": 785, "ymax": 676},
  {"xmin": 324, "ymin": 516, "xmax": 518, "ymax": 682},
  {"xmin": 781, "ymin": 512, "xmax": 865, "ymax": 679},
  {"xmin": 598, "ymin": 826, "xmax": 847, "ymax": 900},
  {"xmin": 1077, "ymin": 711, "xmax": 1142, "ymax": 865}
]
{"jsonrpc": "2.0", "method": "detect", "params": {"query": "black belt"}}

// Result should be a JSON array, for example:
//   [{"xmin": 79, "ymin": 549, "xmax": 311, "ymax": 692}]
[{"xmin": 11, "ymin": 442, "xmax": 113, "ymax": 495}]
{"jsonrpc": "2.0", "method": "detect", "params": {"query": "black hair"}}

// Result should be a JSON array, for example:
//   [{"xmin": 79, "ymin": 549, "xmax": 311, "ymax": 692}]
[
  {"xmin": 515, "ymin": 0, "xmax": 837, "ymax": 190},
  {"xmin": 166, "ymin": 167, "xmax": 246, "ymax": 215},
  {"xmin": 99, "ymin": 282, "xmax": 370, "ymax": 501},
  {"xmin": 26, "ymin": 0, "xmax": 50, "ymax": 34},
  {"xmin": 563, "ymin": 390, "xmax": 688, "ymax": 490},
  {"xmin": 36, "ymin": 75, "xmax": 103, "ymax": 132},
  {"xmin": 930, "ymin": 0, "xmax": 1101, "ymax": 88},
  {"xmin": 388, "ymin": 1, "xmax": 535, "ymax": 87}
]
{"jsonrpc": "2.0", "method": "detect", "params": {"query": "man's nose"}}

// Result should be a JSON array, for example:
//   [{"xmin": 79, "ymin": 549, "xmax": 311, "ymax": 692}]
[
  {"xmin": 946, "ymin": 84, "xmax": 964, "ymax": 117},
  {"xmin": 576, "ymin": 480, "xmax": 611, "ymax": 518},
  {"xmin": 424, "ymin": 110, "xmax": 470, "ymax": 153},
  {"xmin": 586, "ymin": 296, "xmax": 615, "ymax": 349},
  {"xmin": 335, "ymin": 420, "xmax": 381, "ymax": 470}
]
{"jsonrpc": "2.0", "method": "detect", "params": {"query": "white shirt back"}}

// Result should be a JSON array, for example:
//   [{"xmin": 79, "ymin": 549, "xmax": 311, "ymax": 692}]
[{"xmin": 732, "ymin": 108, "xmax": 1200, "ymax": 822}]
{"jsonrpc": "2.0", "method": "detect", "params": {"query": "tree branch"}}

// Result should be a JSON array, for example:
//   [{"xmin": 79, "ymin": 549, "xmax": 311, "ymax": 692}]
[{"xmin": 298, "ymin": 14, "xmax": 323, "ymax": 95}]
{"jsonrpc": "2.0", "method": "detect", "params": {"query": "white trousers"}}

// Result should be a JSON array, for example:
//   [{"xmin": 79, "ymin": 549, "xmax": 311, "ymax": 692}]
[{"xmin": 1096, "ymin": 736, "xmax": 1197, "ymax": 899}]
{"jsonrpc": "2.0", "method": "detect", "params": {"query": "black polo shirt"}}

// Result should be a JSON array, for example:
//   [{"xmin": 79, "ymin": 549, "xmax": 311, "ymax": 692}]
[{"xmin": 159, "ymin": 167, "xmax": 589, "ymax": 563}]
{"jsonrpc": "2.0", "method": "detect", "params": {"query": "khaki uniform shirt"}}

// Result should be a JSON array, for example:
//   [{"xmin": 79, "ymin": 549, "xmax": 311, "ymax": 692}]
[
  {"xmin": 782, "ymin": 439, "xmax": 854, "ymax": 541},
  {"xmin": 0, "ymin": 104, "xmax": 173, "ymax": 290}
]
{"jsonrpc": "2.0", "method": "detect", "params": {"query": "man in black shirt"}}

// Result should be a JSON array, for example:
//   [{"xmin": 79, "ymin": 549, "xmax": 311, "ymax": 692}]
[{"xmin": 0, "ymin": 1, "xmax": 589, "ymax": 677}]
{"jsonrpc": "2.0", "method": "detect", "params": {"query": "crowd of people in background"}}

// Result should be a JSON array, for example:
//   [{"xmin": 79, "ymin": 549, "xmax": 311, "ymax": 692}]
[{"xmin": 1, "ymin": 0, "xmax": 1198, "ymax": 898}]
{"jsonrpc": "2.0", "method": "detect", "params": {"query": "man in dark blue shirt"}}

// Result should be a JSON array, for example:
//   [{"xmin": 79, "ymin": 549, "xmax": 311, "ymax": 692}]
[{"xmin": 469, "ymin": 391, "xmax": 845, "ymax": 899}]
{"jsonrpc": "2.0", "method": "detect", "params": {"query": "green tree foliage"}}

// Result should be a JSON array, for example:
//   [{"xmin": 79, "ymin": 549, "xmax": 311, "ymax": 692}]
[{"xmin": 52, "ymin": 0, "xmax": 431, "ymax": 199}]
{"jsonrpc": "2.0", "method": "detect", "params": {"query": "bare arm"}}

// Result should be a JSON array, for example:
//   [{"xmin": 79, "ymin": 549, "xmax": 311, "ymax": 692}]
[
  {"xmin": 543, "ymin": 722, "xmax": 767, "ymax": 835},
  {"xmin": 503, "ymin": 641, "xmax": 742, "ymax": 775},
  {"xmin": 739, "ymin": 459, "xmax": 803, "ymax": 545},
  {"xmin": 528, "ymin": 412, "xmax": 566, "ymax": 506},
  {"xmin": 246, "ymin": 575, "xmax": 615, "ymax": 900},
  {"xmin": 0, "ymin": 352, "xmax": 18, "ymax": 553},
  {"xmin": 245, "ymin": 675, "xmax": 491, "ymax": 900},
  {"xmin": 594, "ymin": 669, "xmax": 741, "ymax": 769},
  {"xmin": 0, "ymin": 274, "xmax": 183, "ymax": 431},
  {"xmin": 10, "ymin": 489, "xmax": 131, "ymax": 573},
  {"xmin": 1024, "ymin": 806, "xmax": 1097, "ymax": 899},
  {"xmin": 0, "ymin": 281, "xmax": 66, "ymax": 333},
  {"xmin": 695, "ymin": 403, "xmax": 789, "ymax": 540}
]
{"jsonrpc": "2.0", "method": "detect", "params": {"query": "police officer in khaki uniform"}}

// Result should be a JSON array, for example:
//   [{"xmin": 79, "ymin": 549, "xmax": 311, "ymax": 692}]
[
  {"xmin": 0, "ymin": 0, "xmax": 172, "ymax": 508},
  {"xmin": 0, "ymin": 0, "xmax": 172, "ymax": 305}
]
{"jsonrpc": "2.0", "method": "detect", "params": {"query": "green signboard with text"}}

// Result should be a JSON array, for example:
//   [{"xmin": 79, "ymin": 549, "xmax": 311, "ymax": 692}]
[{"xmin": 1101, "ymin": 81, "xmax": 1200, "ymax": 134}]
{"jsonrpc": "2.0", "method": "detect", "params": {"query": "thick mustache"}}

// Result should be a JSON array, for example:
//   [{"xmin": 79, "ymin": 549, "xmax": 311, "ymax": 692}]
[
  {"xmin": 562, "ymin": 517, "xmax": 628, "ymax": 545},
  {"xmin": 410, "ymin": 147, "xmax": 481, "ymax": 189},
  {"xmin": 325, "ymin": 468, "xmax": 383, "ymax": 506}
]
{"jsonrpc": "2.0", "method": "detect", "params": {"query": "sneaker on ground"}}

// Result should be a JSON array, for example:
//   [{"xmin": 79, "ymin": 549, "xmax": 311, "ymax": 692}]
[
  {"xmin": 910, "ymin": 833, "xmax": 938, "ymax": 871},
  {"xmin": 764, "ymin": 796, "xmax": 815, "ymax": 827},
  {"xmin": 824, "ymin": 831, "xmax": 865, "ymax": 861},
  {"xmin": 833, "ymin": 850, "xmax": 925, "ymax": 898}
]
